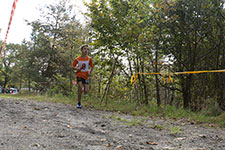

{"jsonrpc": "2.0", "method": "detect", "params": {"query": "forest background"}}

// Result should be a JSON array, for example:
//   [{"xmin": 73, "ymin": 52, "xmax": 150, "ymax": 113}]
[{"xmin": 0, "ymin": 0, "xmax": 225, "ymax": 126}]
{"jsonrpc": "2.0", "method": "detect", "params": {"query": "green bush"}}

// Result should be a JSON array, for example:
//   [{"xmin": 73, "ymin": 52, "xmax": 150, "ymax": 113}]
[{"xmin": 50, "ymin": 74, "xmax": 71, "ymax": 96}]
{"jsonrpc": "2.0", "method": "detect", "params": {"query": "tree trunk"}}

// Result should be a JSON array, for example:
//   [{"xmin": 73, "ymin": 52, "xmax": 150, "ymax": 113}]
[
  {"xmin": 155, "ymin": 24, "xmax": 162, "ymax": 107},
  {"xmin": 28, "ymin": 79, "xmax": 31, "ymax": 92},
  {"xmin": 98, "ymin": 73, "xmax": 102, "ymax": 96},
  {"xmin": 217, "ymin": 76, "xmax": 225, "ymax": 110},
  {"xmin": 182, "ymin": 75, "xmax": 192, "ymax": 109},
  {"xmin": 132, "ymin": 57, "xmax": 140, "ymax": 103},
  {"xmin": 216, "ymin": 18, "xmax": 225, "ymax": 110},
  {"xmin": 140, "ymin": 58, "xmax": 148, "ymax": 105},
  {"xmin": 101, "ymin": 60, "xmax": 116, "ymax": 104},
  {"xmin": 169, "ymin": 88, "xmax": 175, "ymax": 105},
  {"xmin": 155, "ymin": 52, "xmax": 161, "ymax": 106}
]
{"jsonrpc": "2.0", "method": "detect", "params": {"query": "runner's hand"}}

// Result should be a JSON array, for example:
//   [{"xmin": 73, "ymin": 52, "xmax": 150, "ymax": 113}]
[{"xmin": 72, "ymin": 67, "xmax": 81, "ymax": 73}]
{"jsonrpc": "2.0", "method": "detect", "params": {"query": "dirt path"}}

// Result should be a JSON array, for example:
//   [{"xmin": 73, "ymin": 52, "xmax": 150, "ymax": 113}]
[{"xmin": 0, "ymin": 98, "xmax": 224, "ymax": 150}]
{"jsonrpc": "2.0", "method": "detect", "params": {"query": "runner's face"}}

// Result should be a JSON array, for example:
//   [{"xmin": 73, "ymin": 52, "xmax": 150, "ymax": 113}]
[{"xmin": 82, "ymin": 46, "xmax": 89, "ymax": 55}]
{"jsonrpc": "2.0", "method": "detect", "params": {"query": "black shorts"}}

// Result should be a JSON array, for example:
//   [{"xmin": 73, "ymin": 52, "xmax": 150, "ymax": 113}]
[{"xmin": 77, "ymin": 77, "xmax": 89, "ymax": 84}]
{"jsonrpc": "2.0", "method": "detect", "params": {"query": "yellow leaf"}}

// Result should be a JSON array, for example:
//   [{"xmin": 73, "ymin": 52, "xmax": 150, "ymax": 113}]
[
  {"xmin": 146, "ymin": 141, "xmax": 158, "ymax": 145},
  {"xmin": 105, "ymin": 143, "xmax": 111, "ymax": 147}
]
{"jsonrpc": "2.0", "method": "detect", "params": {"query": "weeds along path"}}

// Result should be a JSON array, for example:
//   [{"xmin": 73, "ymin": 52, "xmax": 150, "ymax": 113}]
[{"xmin": 0, "ymin": 98, "xmax": 224, "ymax": 150}]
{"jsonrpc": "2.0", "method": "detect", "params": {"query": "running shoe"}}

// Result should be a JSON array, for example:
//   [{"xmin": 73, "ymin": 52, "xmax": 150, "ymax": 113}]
[{"xmin": 77, "ymin": 103, "xmax": 82, "ymax": 109}]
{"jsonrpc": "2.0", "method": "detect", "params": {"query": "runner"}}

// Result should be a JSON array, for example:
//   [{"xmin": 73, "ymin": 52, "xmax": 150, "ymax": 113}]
[{"xmin": 72, "ymin": 45, "xmax": 94, "ymax": 109}]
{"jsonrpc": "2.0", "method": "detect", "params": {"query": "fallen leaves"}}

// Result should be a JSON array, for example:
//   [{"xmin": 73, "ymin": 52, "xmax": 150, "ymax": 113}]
[
  {"xmin": 146, "ymin": 141, "xmax": 158, "ymax": 145},
  {"xmin": 105, "ymin": 143, "xmax": 111, "ymax": 147},
  {"xmin": 209, "ymin": 124, "xmax": 214, "ymax": 127}
]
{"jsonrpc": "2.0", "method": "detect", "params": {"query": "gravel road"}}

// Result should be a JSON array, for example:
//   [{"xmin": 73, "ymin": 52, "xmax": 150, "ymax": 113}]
[{"xmin": 0, "ymin": 98, "xmax": 224, "ymax": 150}]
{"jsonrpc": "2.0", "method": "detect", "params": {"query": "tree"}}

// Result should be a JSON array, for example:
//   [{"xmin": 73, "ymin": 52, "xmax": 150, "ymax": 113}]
[
  {"xmin": 0, "ymin": 43, "xmax": 21, "ymax": 90},
  {"xmin": 163, "ymin": 0, "xmax": 225, "ymax": 110},
  {"xmin": 25, "ymin": 0, "xmax": 89, "ymax": 94}
]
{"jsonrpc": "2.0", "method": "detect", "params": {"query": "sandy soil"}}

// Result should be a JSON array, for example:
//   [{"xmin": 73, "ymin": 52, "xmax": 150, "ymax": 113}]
[{"xmin": 0, "ymin": 98, "xmax": 224, "ymax": 150}]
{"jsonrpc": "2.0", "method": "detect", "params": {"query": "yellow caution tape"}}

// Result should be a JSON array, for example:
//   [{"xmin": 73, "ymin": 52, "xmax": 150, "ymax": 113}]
[
  {"xmin": 169, "ymin": 76, "xmax": 173, "ymax": 83},
  {"xmin": 162, "ymin": 75, "xmax": 166, "ymax": 84},
  {"xmin": 131, "ymin": 69, "xmax": 225, "ymax": 85}
]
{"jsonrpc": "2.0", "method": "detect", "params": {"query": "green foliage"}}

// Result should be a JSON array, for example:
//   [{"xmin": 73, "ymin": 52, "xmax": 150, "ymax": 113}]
[
  {"xmin": 205, "ymin": 100, "xmax": 223, "ymax": 117},
  {"xmin": 218, "ymin": 113, "xmax": 225, "ymax": 127},
  {"xmin": 48, "ymin": 73, "xmax": 71, "ymax": 96},
  {"xmin": 170, "ymin": 126, "xmax": 183, "ymax": 134},
  {"xmin": 151, "ymin": 124, "xmax": 165, "ymax": 130},
  {"xmin": 1, "ymin": 0, "xmax": 89, "ymax": 93},
  {"xmin": 107, "ymin": 114, "xmax": 145, "ymax": 126},
  {"xmin": 0, "ymin": 43, "xmax": 22, "ymax": 88}
]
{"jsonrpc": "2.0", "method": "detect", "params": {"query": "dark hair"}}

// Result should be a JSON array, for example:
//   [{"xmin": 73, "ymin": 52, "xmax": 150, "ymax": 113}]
[{"xmin": 80, "ymin": 45, "xmax": 88, "ymax": 50}]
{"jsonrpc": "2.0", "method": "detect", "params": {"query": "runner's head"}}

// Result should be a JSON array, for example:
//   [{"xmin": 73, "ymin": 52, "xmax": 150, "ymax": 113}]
[{"xmin": 80, "ymin": 45, "xmax": 89, "ymax": 56}]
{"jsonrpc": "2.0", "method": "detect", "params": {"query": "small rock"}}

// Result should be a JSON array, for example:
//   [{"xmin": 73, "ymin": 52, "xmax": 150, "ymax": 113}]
[
  {"xmin": 176, "ymin": 137, "xmax": 185, "ymax": 140},
  {"xmin": 163, "ymin": 146, "xmax": 175, "ymax": 150},
  {"xmin": 199, "ymin": 135, "xmax": 206, "ymax": 138},
  {"xmin": 101, "ymin": 124, "xmax": 106, "ymax": 127},
  {"xmin": 31, "ymin": 143, "xmax": 40, "ymax": 148},
  {"xmin": 101, "ymin": 130, "xmax": 106, "ymax": 134},
  {"xmin": 58, "ymin": 135, "xmax": 66, "ymax": 138},
  {"xmin": 116, "ymin": 145, "xmax": 123, "ymax": 149}
]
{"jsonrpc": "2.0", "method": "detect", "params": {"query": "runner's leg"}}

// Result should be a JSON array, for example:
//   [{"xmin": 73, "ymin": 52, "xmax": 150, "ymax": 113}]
[
  {"xmin": 77, "ymin": 81, "xmax": 83, "ymax": 104},
  {"xmin": 84, "ymin": 84, "xmax": 89, "ymax": 95}
]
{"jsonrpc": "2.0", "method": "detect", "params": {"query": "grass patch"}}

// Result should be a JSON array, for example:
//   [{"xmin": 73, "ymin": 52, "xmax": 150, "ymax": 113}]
[
  {"xmin": 170, "ymin": 126, "xmax": 183, "ymax": 134},
  {"xmin": 0, "ymin": 92, "xmax": 74, "ymax": 105},
  {"xmin": 126, "ymin": 119, "xmax": 144, "ymax": 126},
  {"xmin": 1, "ymin": 92, "xmax": 224, "ymax": 128},
  {"xmin": 151, "ymin": 124, "xmax": 165, "ymax": 130},
  {"xmin": 107, "ymin": 114, "xmax": 145, "ymax": 126}
]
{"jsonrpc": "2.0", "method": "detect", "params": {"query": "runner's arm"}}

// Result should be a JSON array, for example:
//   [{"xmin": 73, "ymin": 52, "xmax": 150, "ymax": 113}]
[{"xmin": 72, "ymin": 59, "xmax": 81, "ymax": 72}]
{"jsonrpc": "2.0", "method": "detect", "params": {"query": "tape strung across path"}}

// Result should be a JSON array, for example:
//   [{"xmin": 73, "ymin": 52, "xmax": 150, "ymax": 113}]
[
  {"xmin": 0, "ymin": 0, "xmax": 19, "ymax": 60},
  {"xmin": 131, "ymin": 69, "xmax": 225, "ymax": 85}
]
